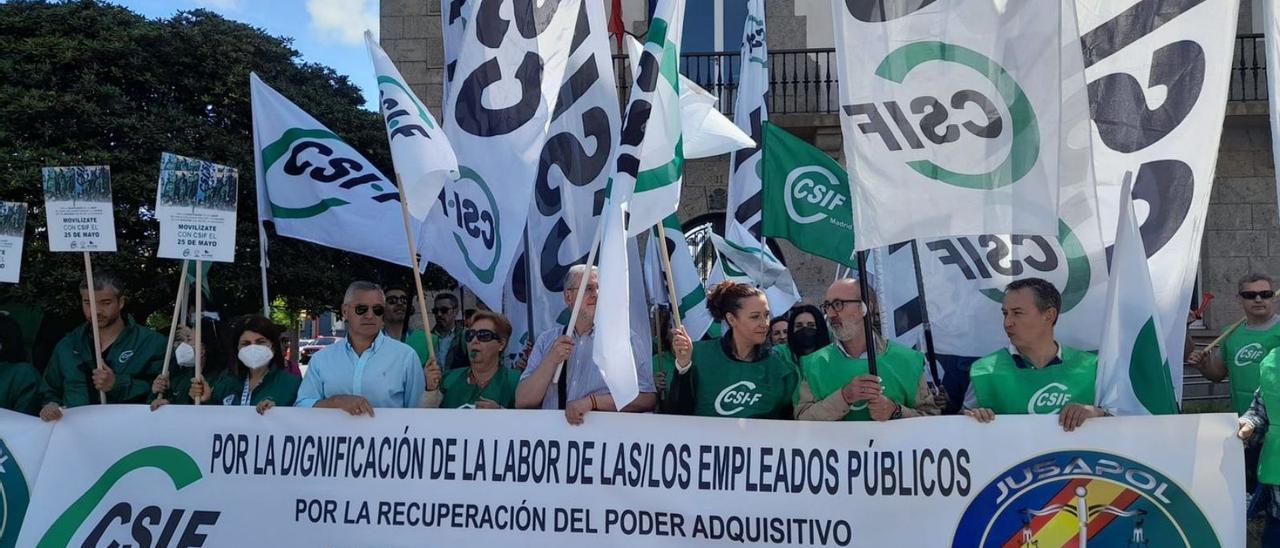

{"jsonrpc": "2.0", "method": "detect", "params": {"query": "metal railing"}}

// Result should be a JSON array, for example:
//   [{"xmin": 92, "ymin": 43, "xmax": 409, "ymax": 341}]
[{"xmin": 613, "ymin": 35, "xmax": 1268, "ymax": 115}]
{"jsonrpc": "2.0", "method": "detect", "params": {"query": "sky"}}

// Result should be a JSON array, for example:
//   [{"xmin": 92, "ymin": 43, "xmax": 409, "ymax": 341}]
[{"xmin": 113, "ymin": 0, "xmax": 380, "ymax": 110}]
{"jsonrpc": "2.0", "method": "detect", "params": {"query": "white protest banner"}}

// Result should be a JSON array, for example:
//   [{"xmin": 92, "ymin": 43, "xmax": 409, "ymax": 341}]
[
  {"xmin": 10, "ymin": 407, "xmax": 1242, "ymax": 546},
  {"xmin": 831, "ymin": 0, "xmax": 1092, "ymax": 250},
  {"xmin": 0, "ymin": 410, "xmax": 53, "ymax": 547},
  {"xmin": 156, "ymin": 153, "xmax": 238, "ymax": 263},
  {"xmin": 0, "ymin": 202, "xmax": 28, "ymax": 283},
  {"xmin": 251, "ymin": 73, "xmax": 420, "ymax": 269},
  {"xmin": 423, "ymin": 0, "xmax": 580, "ymax": 310},
  {"xmin": 41, "ymin": 166, "xmax": 116, "ymax": 252},
  {"xmin": 504, "ymin": 0, "xmax": 621, "ymax": 354}
]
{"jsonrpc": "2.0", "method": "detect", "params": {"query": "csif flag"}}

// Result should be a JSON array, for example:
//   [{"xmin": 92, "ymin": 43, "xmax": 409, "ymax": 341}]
[
  {"xmin": 761, "ymin": 122, "xmax": 855, "ymax": 267},
  {"xmin": 364, "ymin": 30, "xmax": 458, "ymax": 220},
  {"xmin": 250, "ymin": 73, "xmax": 420, "ymax": 270},
  {"xmin": 1096, "ymin": 176, "xmax": 1178, "ymax": 415}
]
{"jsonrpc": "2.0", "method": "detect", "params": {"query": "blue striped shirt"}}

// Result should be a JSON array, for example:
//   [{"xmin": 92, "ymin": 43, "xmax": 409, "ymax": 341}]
[
  {"xmin": 296, "ymin": 332, "xmax": 425, "ymax": 408},
  {"xmin": 521, "ymin": 327, "xmax": 655, "ymax": 409}
]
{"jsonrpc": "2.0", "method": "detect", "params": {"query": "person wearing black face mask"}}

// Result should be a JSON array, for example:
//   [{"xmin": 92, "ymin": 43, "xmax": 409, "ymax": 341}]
[{"xmin": 780, "ymin": 305, "xmax": 830, "ymax": 367}]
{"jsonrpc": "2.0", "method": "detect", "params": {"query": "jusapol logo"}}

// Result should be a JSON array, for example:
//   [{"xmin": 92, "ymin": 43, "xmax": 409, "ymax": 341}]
[
  {"xmin": 1234, "ymin": 343, "xmax": 1265, "ymax": 365},
  {"xmin": 437, "ymin": 165, "xmax": 502, "ymax": 283},
  {"xmin": 715, "ymin": 381, "xmax": 763, "ymax": 416},
  {"xmin": 843, "ymin": 41, "xmax": 1039, "ymax": 190},
  {"xmin": 784, "ymin": 166, "xmax": 848, "ymax": 227},
  {"xmin": 1027, "ymin": 383, "xmax": 1072, "ymax": 414},
  {"xmin": 953, "ymin": 451, "xmax": 1220, "ymax": 547},
  {"xmin": 259, "ymin": 128, "xmax": 399, "ymax": 219},
  {"xmin": 37, "ymin": 446, "xmax": 218, "ymax": 548}
]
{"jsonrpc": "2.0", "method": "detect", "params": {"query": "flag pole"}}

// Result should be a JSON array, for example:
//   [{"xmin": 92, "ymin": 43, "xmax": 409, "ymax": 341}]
[
  {"xmin": 655, "ymin": 226, "xmax": 684, "ymax": 328},
  {"xmin": 522, "ymin": 224, "xmax": 537, "ymax": 340},
  {"xmin": 193, "ymin": 259, "xmax": 204, "ymax": 405},
  {"xmin": 159, "ymin": 260, "xmax": 190, "ymax": 381},
  {"xmin": 855, "ymin": 250, "xmax": 878, "ymax": 376},
  {"xmin": 553, "ymin": 217, "xmax": 606, "ymax": 383},
  {"xmin": 258, "ymin": 221, "xmax": 271, "ymax": 317},
  {"xmin": 909, "ymin": 240, "xmax": 943, "ymax": 388},
  {"xmin": 394, "ymin": 175, "xmax": 437, "ymax": 361},
  {"xmin": 83, "ymin": 252, "xmax": 107, "ymax": 404}
]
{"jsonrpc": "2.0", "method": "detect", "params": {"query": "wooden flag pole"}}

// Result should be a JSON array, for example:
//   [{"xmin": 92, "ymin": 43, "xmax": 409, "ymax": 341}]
[
  {"xmin": 83, "ymin": 252, "xmax": 108, "ymax": 404},
  {"xmin": 654, "ymin": 227, "xmax": 684, "ymax": 329},
  {"xmin": 394, "ymin": 176, "xmax": 436, "ymax": 361},
  {"xmin": 159, "ymin": 260, "xmax": 191, "ymax": 381},
  {"xmin": 1203, "ymin": 317, "xmax": 1247, "ymax": 355},
  {"xmin": 553, "ymin": 218, "xmax": 606, "ymax": 383},
  {"xmin": 193, "ymin": 260, "xmax": 205, "ymax": 405}
]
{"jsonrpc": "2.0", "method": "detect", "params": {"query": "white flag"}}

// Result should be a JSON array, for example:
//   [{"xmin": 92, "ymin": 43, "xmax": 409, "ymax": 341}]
[
  {"xmin": 1096, "ymin": 177, "xmax": 1178, "ymax": 415},
  {"xmin": 250, "ymin": 73, "xmax": 419, "ymax": 269},
  {"xmin": 1267, "ymin": 0, "xmax": 1280, "ymax": 229},
  {"xmin": 707, "ymin": 234, "xmax": 801, "ymax": 314},
  {"xmin": 622, "ymin": 35, "xmax": 752, "ymax": 160},
  {"xmin": 615, "ymin": 0, "xmax": 686, "ymax": 238},
  {"xmin": 365, "ymin": 30, "xmax": 458, "ymax": 219},
  {"xmin": 645, "ymin": 215, "xmax": 719, "ymax": 341},
  {"xmin": 832, "ymin": 0, "xmax": 1088, "ymax": 249},
  {"xmin": 422, "ymin": 0, "xmax": 582, "ymax": 309},
  {"xmin": 725, "ymin": 0, "xmax": 769, "ymax": 246},
  {"xmin": 592, "ymin": 203, "xmax": 640, "ymax": 408}
]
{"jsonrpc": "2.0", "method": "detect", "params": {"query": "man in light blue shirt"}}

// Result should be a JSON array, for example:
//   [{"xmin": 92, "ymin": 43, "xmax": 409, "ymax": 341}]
[
  {"xmin": 515, "ymin": 265, "xmax": 656, "ymax": 424},
  {"xmin": 297, "ymin": 281, "xmax": 425, "ymax": 414}
]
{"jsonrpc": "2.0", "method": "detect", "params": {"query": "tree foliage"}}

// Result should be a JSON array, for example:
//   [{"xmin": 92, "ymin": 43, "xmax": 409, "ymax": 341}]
[{"xmin": 0, "ymin": 0, "xmax": 453, "ymax": 325}]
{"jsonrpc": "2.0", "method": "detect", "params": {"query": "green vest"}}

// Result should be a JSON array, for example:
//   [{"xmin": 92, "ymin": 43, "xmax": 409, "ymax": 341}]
[
  {"xmin": 1258, "ymin": 350, "xmax": 1280, "ymax": 483},
  {"xmin": 215, "ymin": 368, "xmax": 301, "ymax": 407},
  {"xmin": 970, "ymin": 346, "xmax": 1097, "ymax": 415},
  {"xmin": 801, "ymin": 342, "xmax": 923, "ymax": 421},
  {"xmin": 42, "ymin": 318, "xmax": 168, "ymax": 407},
  {"xmin": 0, "ymin": 361, "xmax": 41, "ymax": 415},
  {"xmin": 690, "ymin": 339, "xmax": 796, "ymax": 419},
  {"xmin": 1221, "ymin": 320, "xmax": 1280, "ymax": 415},
  {"xmin": 439, "ymin": 366, "xmax": 520, "ymax": 409}
]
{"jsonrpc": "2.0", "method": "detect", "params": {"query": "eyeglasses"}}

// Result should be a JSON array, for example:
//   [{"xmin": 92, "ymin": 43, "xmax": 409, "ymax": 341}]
[
  {"xmin": 433, "ymin": 306, "xmax": 454, "ymax": 314},
  {"xmin": 465, "ymin": 329, "xmax": 500, "ymax": 343},
  {"xmin": 353, "ymin": 304, "xmax": 385, "ymax": 317},
  {"xmin": 386, "ymin": 296, "xmax": 409, "ymax": 305},
  {"xmin": 820, "ymin": 299, "xmax": 862, "ymax": 313},
  {"xmin": 565, "ymin": 284, "xmax": 599, "ymax": 295},
  {"xmin": 1240, "ymin": 290, "xmax": 1276, "ymax": 301}
]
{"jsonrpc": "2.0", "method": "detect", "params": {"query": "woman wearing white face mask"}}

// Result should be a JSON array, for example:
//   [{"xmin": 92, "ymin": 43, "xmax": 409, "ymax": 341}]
[
  {"xmin": 189, "ymin": 316, "xmax": 299, "ymax": 414},
  {"xmin": 150, "ymin": 325, "xmax": 207, "ymax": 408}
]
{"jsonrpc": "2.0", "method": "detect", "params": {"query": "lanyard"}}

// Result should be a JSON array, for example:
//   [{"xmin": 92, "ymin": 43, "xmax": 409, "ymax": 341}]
[{"xmin": 239, "ymin": 378, "xmax": 253, "ymax": 406}]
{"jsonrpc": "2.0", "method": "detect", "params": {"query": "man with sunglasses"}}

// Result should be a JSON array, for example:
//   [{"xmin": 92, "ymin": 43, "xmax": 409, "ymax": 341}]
[
  {"xmin": 383, "ymin": 287, "xmax": 412, "ymax": 342},
  {"xmin": 795, "ymin": 278, "xmax": 940, "ymax": 421},
  {"xmin": 515, "ymin": 265, "xmax": 657, "ymax": 424},
  {"xmin": 432, "ymin": 292, "xmax": 465, "ymax": 369},
  {"xmin": 1188, "ymin": 273, "xmax": 1280, "ymax": 493},
  {"xmin": 296, "ymin": 281, "xmax": 425, "ymax": 414}
]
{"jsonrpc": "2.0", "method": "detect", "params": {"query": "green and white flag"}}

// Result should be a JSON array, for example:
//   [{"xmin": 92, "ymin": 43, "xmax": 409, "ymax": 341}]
[
  {"xmin": 832, "ymin": 0, "xmax": 1088, "ymax": 249},
  {"xmin": 644, "ymin": 214, "xmax": 720, "ymax": 341},
  {"xmin": 761, "ymin": 122, "xmax": 855, "ymax": 267},
  {"xmin": 250, "ymin": 73, "xmax": 418, "ymax": 269},
  {"xmin": 726, "ymin": 0, "xmax": 769, "ymax": 248},
  {"xmin": 365, "ymin": 31, "xmax": 458, "ymax": 220},
  {"xmin": 616, "ymin": 0, "xmax": 686, "ymax": 238},
  {"xmin": 1096, "ymin": 177, "xmax": 1178, "ymax": 415}
]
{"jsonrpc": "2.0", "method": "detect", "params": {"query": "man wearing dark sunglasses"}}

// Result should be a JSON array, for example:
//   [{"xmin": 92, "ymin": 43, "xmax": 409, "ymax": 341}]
[
  {"xmin": 1187, "ymin": 273, "xmax": 1280, "ymax": 492},
  {"xmin": 383, "ymin": 287, "xmax": 412, "ymax": 342},
  {"xmin": 431, "ymin": 292, "xmax": 464, "ymax": 369},
  {"xmin": 295, "ymin": 281, "xmax": 425, "ymax": 415}
]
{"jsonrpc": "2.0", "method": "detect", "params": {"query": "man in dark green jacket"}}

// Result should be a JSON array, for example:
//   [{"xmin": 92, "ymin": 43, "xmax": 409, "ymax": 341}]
[{"xmin": 39, "ymin": 271, "xmax": 167, "ymax": 421}]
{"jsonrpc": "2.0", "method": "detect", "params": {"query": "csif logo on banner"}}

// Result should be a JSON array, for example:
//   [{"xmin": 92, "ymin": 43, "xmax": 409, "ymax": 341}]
[
  {"xmin": 784, "ymin": 166, "xmax": 848, "ymax": 227},
  {"xmin": 842, "ymin": 39, "xmax": 1039, "ymax": 190},
  {"xmin": 260, "ymin": 128, "xmax": 400, "ymax": 219},
  {"xmin": 36, "ymin": 446, "xmax": 217, "ymax": 548},
  {"xmin": 437, "ymin": 166, "xmax": 502, "ymax": 283},
  {"xmin": 925, "ymin": 220, "xmax": 1092, "ymax": 314}
]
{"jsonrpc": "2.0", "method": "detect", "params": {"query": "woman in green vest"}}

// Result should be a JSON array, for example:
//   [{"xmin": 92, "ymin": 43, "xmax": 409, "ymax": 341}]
[
  {"xmin": 0, "ymin": 315, "xmax": 41, "ymax": 416},
  {"xmin": 1240, "ymin": 348, "xmax": 1280, "ymax": 544},
  {"xmin": 421, "ymin": 310, "xmax": 521, "ymax": 409},
  {"xmin": 181, "ymin": 315, "xmax": 300, "ymax": 414},
  {"xmin": 666, "ymin": 282, "xmax": 796, "ymax": 419}
]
